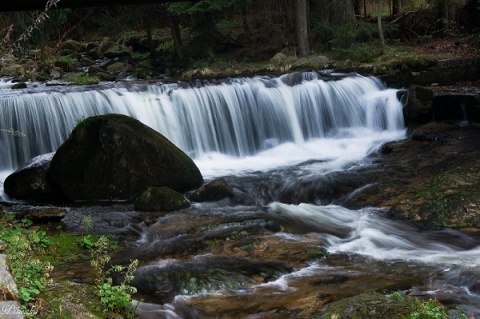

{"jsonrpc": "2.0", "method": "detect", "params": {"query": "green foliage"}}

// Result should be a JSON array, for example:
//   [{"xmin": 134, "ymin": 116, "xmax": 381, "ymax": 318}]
[
  {"xmin": 305, "ymin": 246, "xmax": 329, "ymax": 258},
  {"xmin": 80, "ymin": 214, "xmax": 94, "ymax": 231},
  {"xmin": 168, "ymin": 0, "xmax": 250, "ymax": 15},
  {"xmin": 157, "ymin": 39, "xmax": 175, "ymax": 52},
  {"xmin": 81, "ymin": 234, "xmax": 96, "ymax": 250},
  {"xmin": 0, "ymin": 213, "xmax": 53, "ymax": 309},
  {"xmin": 406, "ymin": 298, "xmax": 448, "ymax": 319},
  {"xmin": 5, "ymin": 8, "xmax": 71, "ymax": 54},
  {"xmin": 63, "ymin": 74, "xmax": 100, "ymax": 85},
  {"xmin": 20, "ymin": 218, "xmax": 33, "ymax": 228},
  {"xmin": 327, "ymin": 43, "xmax": 385, "ymax": 63},
  {"xmin": 391, "ymin": 291, "xmax": 404, "ymax": 301},
  {"xmin": 90, "ymin": 235, "xmax": 138, "ymax": 317},
  {"xmin": 54, "ymin": 55, "xmax": 76, "ymax": 65},
  {"xmin": 310, "ymin": 20, "xmax": 334, "ymax": 44}
]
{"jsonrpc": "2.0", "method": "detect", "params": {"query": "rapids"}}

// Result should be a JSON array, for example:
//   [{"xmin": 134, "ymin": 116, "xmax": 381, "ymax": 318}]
[{"xmin": 1, "ymin": 72, "xmax": 479, "ymax": 318}]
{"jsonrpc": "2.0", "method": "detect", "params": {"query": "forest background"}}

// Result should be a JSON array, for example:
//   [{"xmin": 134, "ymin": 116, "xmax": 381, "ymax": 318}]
[{"xmin": 0, "ymin": 0, "xmax": 479, "ymax": 79}]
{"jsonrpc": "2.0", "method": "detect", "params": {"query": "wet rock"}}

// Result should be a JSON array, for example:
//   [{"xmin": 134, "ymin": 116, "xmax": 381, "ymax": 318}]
[
  {"xmin": 292, "ymin": 55, "xmax": 330, "ymax": 70},
  {"xmin": 87, "ymin": 65, "xmax": 103, "ymax": 76},
  {"xmin": 104, "ymin": 43, "xmax": 131, "ymax": 59},
  {"xmin": 10, "ymin": 82, "xmax": 27, "ymax": 90},
  {"xmin": 404, "ymin": 85, "xmax": 434, "ymax": 123},
  {"xmin": 95, "ymin": 71, "xmax": 116, "ymax": 82},
  {"xmin": 4, "ymin": 153, "xmax": 63, "ymax": 200},
  {"xmin": 96, "ymin": 37, "xmax": 114, "ymax": 59},
  {"xmin": 131, "ymin": 255, "xmax": 292, "ymax": 303},
  {"xmin": 312, "ymin": 293, "xmax": 413, "ymax": 319},
  {"xmin": 107, "ymin": 62, "xmax": 135, "ymax": 78},
  {"xmin": 49, "ymin": 67, "xmax": 63, "ymax": 79},
  {"xmin": 134, "ymin": 187, "xmax": 189, "ymax": 212},
  {"xmin": 25, "ymin": 207, "xmax": 66, "ymax": 222},
  {"xmin": 58, "ymin": 39, "xmax": 82, "ymax": 54},
  {"xmin": 270, "ymin": 52, "xmax": 287, "ymax": 65},
  {"xmin": 0, "ymin": 64, "xmax": 25, "ymax": 78},
  {"xmin": 432, "ymin": 90, "xmax": 480, "ymax": 123},
  {"xmin": 54, "ymin": 58, "xmax": 80, "ymax": 73},
  {"xmin": 349, "ymin": 122, "xmax": 480, "ymax": 228},
  {"xmin": 188, "ymin": 178, "xmax": 234, "ymax": 202},
  {"xmin": 48, "ymin": 114, "xmax": 203, "ymax": 201}
]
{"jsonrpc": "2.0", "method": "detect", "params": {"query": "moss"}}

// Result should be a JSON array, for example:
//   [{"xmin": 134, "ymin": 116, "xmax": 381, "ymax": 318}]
[
  {"xmin": 305, "ymin": 246, "xmax": 329, "ymax": 258},
  {"xmin": 40, "ymin": 281, "xmax": 104, "ymax": 319},
  {"xmin": 312, "ymin": 293, "xmax": 417, "ymax": 319},
  {"xmin": 63, "ymin": 74, "xmax": 100, "ymax": 85},
  {"xmin": 134, "ymin": 186, "xmax": 190, "ymax": 211},
  {"xmin": 390, "ymin": 159, "xmax": 480, "ymax": 228},
  {"xmin": 39, "ymin": 232, "xmax": 105, "ymax": 268}
]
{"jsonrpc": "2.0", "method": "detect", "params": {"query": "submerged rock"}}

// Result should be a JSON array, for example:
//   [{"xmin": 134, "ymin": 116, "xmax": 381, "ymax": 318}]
[
  {"xmin": 312, "ymin": 293, "xmax": 413, "ymax": 319},
  {"xmin": 131, "ymin": 255, "xmax": 292, "ymax": 303},
  {"xmin": 134, "ymin": 187, "xmax": 189, "ymax": 212},
  {"xmin": 48, "ymin": 114, "xmax": 203, "ymax": 201}
]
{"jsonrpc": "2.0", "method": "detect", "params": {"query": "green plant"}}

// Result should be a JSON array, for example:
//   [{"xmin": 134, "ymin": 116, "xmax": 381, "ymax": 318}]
[
  {"xmin": 0, "ymin": 213, "xmax": 53, "ymax": 311},
  {"xmin": 81, "ymin": 235, "xmax": 96, "ymax": 250},
  {"xmin": 20, "ymin": 218, "xmax": 33, "ymax": 228},
  {"xmin": 305, "ymin": 246, "xmax": 329, "ymax": 258},
  {"xmin": 63, "ymin": 74, "xmax": 99, "ymax": 85},
  {"xmin": 80, "ymin": 214, "xmax": 94, "ymax": 231},
  {"xmin": 0, "ymin": 0, "xmax": 65, "ymax": 57},
  {"xmin": 391, "ymin": 290, "xmax": 404, "ymax": 301},
  {"xmin": 407, "ymin": 298, "xmax": 448, "ymax": 319},
  {"xmin": 54, "ymin": 55, "xmax": 76, "ymax": 64},
  {"xmin": 157, "ymin": 39, "xmax": 175, "ymax": 52},
  {"xmin": 91, "ymin": 235, "xmax": 138, "ymax": 317}
]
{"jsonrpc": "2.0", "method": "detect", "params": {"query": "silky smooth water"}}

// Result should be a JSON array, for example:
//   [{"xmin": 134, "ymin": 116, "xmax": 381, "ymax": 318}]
[
  {"xmin": 2, "ymin": 73, "xmax": 478, "ymax": 317},
  {"xmin": 0, "ymin": 74, "xmax": 404, "ymax": 172}
]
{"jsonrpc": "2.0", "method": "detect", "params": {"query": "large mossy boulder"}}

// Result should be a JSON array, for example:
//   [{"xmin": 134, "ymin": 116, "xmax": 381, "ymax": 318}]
[{"xmin": 48, "ymin": 114, "xmax": 203, "ymax": 201}]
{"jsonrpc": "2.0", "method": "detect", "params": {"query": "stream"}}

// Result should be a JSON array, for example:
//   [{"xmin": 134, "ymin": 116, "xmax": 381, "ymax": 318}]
[{"xmin": 1, "ymin": 72, "xmax": 479, "ymax": 318}]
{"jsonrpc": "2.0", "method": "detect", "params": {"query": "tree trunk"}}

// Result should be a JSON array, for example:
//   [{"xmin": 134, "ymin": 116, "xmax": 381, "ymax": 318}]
[
  {"xmin": 242, "ymin": 5, "xmax": 250, "ymax": 34},
  {"xmin": 377, "ymin": 0, "xmax": 385, "ymax": 45},
  {"xmin": 392, "ymin": 0, "xmax": 401, "ymax": 16},
  {"xmin": 353, "ymin": 0, "xmax": 362, "ymax": 17},
  {"xmin": 295, "ymin": 0, "xmax": 310, "ymax": 57},
  {"xmin": 144, "ymin": 11, "xmax": 154, "ymax": 56},
  {"xmin": 169, "ymin": 16, "xmax": 183, "ymax": 59}
]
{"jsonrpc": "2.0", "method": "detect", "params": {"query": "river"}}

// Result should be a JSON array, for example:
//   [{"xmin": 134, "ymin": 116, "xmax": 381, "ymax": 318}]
[{"xmin": 0, "ymin": 72, "xmax": 479, "ymax": 318}]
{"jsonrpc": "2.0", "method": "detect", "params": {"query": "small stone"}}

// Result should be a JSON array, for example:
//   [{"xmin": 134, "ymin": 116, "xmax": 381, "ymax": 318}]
[{"xmin": 134, "ymin": 187, "xmax": 190, "ymax": 212}]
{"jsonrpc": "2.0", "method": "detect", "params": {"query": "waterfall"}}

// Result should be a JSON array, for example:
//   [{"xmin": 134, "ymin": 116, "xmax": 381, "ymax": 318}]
[{"xmin": 0, "ymin": 73, "xmax": 404, "ymax": 172}]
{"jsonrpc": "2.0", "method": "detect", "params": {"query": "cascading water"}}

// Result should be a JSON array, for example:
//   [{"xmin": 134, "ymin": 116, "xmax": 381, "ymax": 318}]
[{"xmin": 0, "ymin": 73, "xmax": 404, "ymax": 174}]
